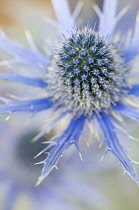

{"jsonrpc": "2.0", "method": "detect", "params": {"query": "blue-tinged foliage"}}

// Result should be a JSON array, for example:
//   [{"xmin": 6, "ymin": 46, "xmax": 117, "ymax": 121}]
[
  {"xmin": 114, "ymin": 102, "xmax": 139, "ymax": 122},
  {"xmin": 0, "ymin": 0, "xmax": 139, "ymax": 186},
  {"xmin": 0, "ymin": 35, "xmax": 48, "ymax": 70},
  {"xmin": 0, "ymin": 123, "xmax": 110, "ymax": 210},
  {"xmin": 0, "ymin": 73, "xmax": 47, "ymax": 87},
  {"xmin": 97, "ymin": 113, "xmax": 139, "ymax": 185},
  {"xmin": 128, "ymin": 84, "xmax": 139, "ymax": 96},
  {"xmin": 36, "ymin": 116, "xmax": 85, "ymax": 185},
  {"xmin": 0, "ymin": 97, "xmax": 53, "ymax": 113},
  {"xmin": 124, "ymin": 46, "xmax": 139, "ymax": 63}
]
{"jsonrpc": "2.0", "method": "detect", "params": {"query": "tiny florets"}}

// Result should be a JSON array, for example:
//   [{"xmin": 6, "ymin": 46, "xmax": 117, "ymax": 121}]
[
  {"xmin": 0, "ymin": 0, "xmax": 139, "ymax": 187},
  {"xmin": 49, "ymin": 28, "xmax": 129, "ymax": 116}
]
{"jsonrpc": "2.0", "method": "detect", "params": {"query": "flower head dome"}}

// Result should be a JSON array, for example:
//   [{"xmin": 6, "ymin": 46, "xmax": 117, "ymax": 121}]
[
  {"xmin": 50, "ymin": 28, "xmax": 129, "ymax": 115},
  {"xmin": 0, "ymin": 0, "xmax": 139, "ymax": 187}
]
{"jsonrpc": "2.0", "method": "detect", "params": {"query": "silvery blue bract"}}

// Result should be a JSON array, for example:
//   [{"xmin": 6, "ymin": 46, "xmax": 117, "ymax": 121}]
[{"xmin": 0, "ymin": 0, "xmax": 139, "ymax": 186}]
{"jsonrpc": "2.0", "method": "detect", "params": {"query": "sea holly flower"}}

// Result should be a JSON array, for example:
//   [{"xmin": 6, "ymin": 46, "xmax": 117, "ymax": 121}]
[
  {"xmin": 0, "ymin": 123, "xmax": 110, "ymax": 210},
  {"xmin": 0, "ymin": 0, "xmax": 139, "ymax": 186}
]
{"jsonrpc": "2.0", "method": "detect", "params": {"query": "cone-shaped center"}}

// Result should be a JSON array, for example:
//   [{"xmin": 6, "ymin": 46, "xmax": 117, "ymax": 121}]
[{"xmin": 51, "ymin": 28, "xmax": 129, "ymax": 115}]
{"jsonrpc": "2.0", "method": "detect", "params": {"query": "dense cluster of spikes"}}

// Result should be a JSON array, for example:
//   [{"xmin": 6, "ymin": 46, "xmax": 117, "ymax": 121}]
[
  {"xmin": 0, "ymin": 0, "xmax": 139, "ymax": 187},
  {"xmin": 50, "ymin": 28, "xmax": 129, "ymax": 115}
]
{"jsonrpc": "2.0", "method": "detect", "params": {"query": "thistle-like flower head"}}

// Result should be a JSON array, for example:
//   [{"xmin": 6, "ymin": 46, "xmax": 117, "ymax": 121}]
[
  {"xmin": 0, "ymin": 0, "xmax": 139, "ymax": 187},
  {"xmin": 50, "ymin": 28, "xmax": 129, "ymax": 115}
]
